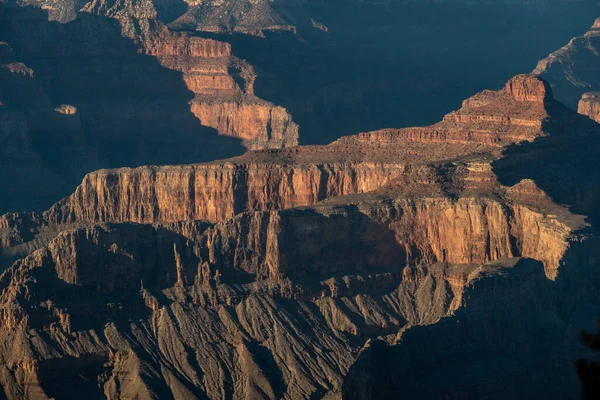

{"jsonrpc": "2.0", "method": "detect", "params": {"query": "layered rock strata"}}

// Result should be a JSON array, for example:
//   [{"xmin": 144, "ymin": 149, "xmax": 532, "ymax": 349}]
[
  {"xmin": 578, "ymin": 92, "xmax": 600, "ymax": 123},
  {"xmin": 0, "ymin": 168, "xmax": 590, "ymax": 399},
  {"xmin": 118, "ymin": 17, "xmax": 299, "ymax": 149},
  {"xmin": 341, "ymin": 75, "xmax": 554, "ymax": 147},
  {"xmin": 0, "ymin": 2, "xmax": 297, "ymax": 213},
  {"xmin": 0, "ymin": 74, "xmax": 599, "ymax": 399}
]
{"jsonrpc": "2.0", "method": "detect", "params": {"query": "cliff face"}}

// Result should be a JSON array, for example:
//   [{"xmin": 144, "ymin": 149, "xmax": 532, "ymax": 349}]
[
  {"xmin": 337, "ymin": 75, "xmax": 552, "ymax": 146},
  {"xmin": 0, "ymin": 171, "xmax": 587, "ymax": 399},
  {"xmin": 0, "ymin": 2, "xmax": 298, "ymax": 213},
  {"xmin": 118, "ymin": 17, "xmax": 299, "ymax": 149},
  {"xmin": 578, "ymin": 92, "xmax": 600, "ymax": 123},
  {"xmin": 0, "ymin": 75, "xmax": 579, "ymax": 268},
  {"xmin": 342, "ymin": 243, "xmax": 600, "ymax": 400},
  {"xmin": 44, "ymin": 162, "xmax": 412, "ymax": 224},
  {"xmin": 0, "ymin": 72, "xmax": 599, "ymax": 399},
  {"xmin": 190, "ymin": 100, "xmax": 299, "ymax": 149},
  {"xmin": 27, "ymin": 75, "xmax": 551, "ymax": 226}
]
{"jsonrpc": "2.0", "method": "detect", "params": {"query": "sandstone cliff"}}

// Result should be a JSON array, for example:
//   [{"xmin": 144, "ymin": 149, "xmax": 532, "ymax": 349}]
[
  {"xmin": 118, "ymin": 17, "xmax": 299, "ymax": 149},
  {"xmin": 0, "ymin": 75, "xmax": 579, "ymax": 264},
  {"xmin": 29, "ymin": 75, "xmax": 551, "ymax": 225},
  {"xmin": 339, "ymin": 75, "xmax": 554, "ymax": 147},
  {"xmin": 0, "ymin": 169, "xmax": 589, "ymax": 399},
  {"xmin": 0, "ymin": 72, "xmax": 599, "ymax": 399},
  {"xmin": 0, "ymin": 3, "xmax": 298, "ymax": 213},
  {"xmin": 578, "ymin": 92, "xmax": 600, "ymax": 123}
]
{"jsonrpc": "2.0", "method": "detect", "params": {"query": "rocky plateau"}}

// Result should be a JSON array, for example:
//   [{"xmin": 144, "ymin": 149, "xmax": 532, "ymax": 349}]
[
  {"xmin": 2, "ymin": 0, "xmax": 600, "ymax": 398},
  {"xmin": 0, "ymin": 71, "xmax": 600, "ymax": 399}
]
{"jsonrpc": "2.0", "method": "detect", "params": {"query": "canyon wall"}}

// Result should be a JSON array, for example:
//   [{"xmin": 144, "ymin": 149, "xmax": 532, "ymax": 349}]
[
  {"xmin": 337, "ymin": 75, "xmax": 551, "ymax": 147},
  {"xmin": 578, "ymin": 92, "xmax": 600, "ymax": 123},
  {"xmin": 0, "ymin": 167, "xmax": 590, "ymax": 399},
  {"xmin": 119, "ymin": 17, "xmax": 299, "ymax": 149},
  {"xmin": 0, "ymin": 73, "xmax": 597, "ymax": 399},
  {"xmin": 0, "ymin": 2, "xmax": 298, "ymax": 213},
  {"xmin": 43, "ymin": 162, "xmax": 413, "ymax": 225}
]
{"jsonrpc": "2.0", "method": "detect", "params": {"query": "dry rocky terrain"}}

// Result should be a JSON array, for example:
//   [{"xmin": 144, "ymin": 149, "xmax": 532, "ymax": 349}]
[
  {"xmin": 1, "ymin": 0, "xmax": 600, "ymax": 398},
  {"xmin": 1, "ymin": 72, "xmax": 600, "ymax": 399}
]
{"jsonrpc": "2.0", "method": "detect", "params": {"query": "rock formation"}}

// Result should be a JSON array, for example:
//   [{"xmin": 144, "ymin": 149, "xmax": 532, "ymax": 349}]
[
  {"xmin": 579, "ymin": 92, "xmax": 600, "ymax": 123},
  {"xmin": 168, "ymin": 0, "xmax": 327, "ymax": 37},
  {"xmin": 534, "ymin": 16, "xmax": 600, "ymax": 109},
  {"xmin": 0, "ymin": 1, "xmax": 298, "ymax": 213},
  {"xmin": 1, "ymin": 73, "xmax": 600, "ymax": 398}
]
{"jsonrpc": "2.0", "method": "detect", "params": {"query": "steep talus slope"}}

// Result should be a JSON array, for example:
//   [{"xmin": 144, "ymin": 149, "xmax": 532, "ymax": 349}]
[
  {"xmin": 0, "ymin": 168, "xmax": 588, "ymax": 399},
  {"xmin": 342, "ymin": 239, "xmax": 600, "ymax": 400},
  {"xmin": 1, "ymin": 74, "xmax": 600, "ymax": 398}
]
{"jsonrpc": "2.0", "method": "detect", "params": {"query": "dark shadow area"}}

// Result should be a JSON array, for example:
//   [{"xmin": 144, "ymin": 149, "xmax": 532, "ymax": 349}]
[
  {"xmin": 245, "ymin": 338, "xmax": 287, "ymax": 399},
  {"xmin": 190, "ymin": 1, "xmax": 599, "ymax": 145},
  {"xmin": 154, "ymin": 0, "xmax": 189, "ymax": 25},
  {"xmin": 493, "ymin": 98, "xmax": 600, "ymax": 227},
  {"xmin": 37, "ymin": 353, "xmax": 110, "ymax": 400},
  {"xmin": 342, "ymin": 248, "xmax": 600, "ymax": 400},
  {"xmin": 15, "ymin": 223, "xmax": 202, "ymax": 332},
  {"xmin": 0, "ymin": 5, "xmax": 245, "ymax": 213}
]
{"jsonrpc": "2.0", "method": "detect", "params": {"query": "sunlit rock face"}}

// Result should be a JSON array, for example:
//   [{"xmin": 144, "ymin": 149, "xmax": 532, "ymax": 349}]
[
  {"xmin": 0, "ymin": 1, "xmax": 299, "ymax": 213},
  {"xmin": 1, "ymin": 70, "xmax": 600, "ymax": 398},
  {"xmin": 578, "ymin": 92, "xmax": 600, "ymax": 123}
]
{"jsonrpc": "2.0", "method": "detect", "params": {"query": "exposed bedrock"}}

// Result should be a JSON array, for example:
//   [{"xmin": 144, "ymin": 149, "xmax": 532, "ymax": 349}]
[
  {"xmin": 0, "ymin": 4, "xmax": 299, "ymax": 212},
  {"xmin": 1, "ymin": 74, "xmax": 592, "ymax": 267},
  {"xmin": 0, "ymin": 73, "xmax": 598, "ymax": 398},
  {"xmin": 338, "ymin": 75, "xmax": 560, "ymax": 147},
  {"xmin": 534, "ymin": 16, "xmax": 600, "ymax": 109},
  {"xmin": 190, "ymin": 100, "xmax": 299, "ymax": 149},
  {"xmin": 578, "ymin": 92, "xmax": 600, "ymax": 123},
  {"xmin": 1, "ymin": 6, "xmax": 298, "ymax": 149},
  {"xmin": 44, "ymin": 162, "xmax": 413, "ymax": 225},
  {"xmin": 343, "ymin": 223, "xmax": 600, "ymax": 400},
  {"xmin": 33, "ymin": 74, "xmax": 562, "ymax": 225},
  {"xmin": 118, "ymin": 17, "xmax": 299, "ymax": 148},
  {"xmin": 0, "ymin": 172, "xmax": 591, "ymax": 399}
]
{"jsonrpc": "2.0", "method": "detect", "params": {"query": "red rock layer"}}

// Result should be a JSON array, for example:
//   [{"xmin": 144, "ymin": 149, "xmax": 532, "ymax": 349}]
[
  {"xmin": 119, "ymin": 17, "xmax": 299, "ymax": 148},
  {"xmin": 343, "ymin": 75, "xmax": 551, "ymax": 147},
  {"xmin": 578, "ymin": 92, "xmax": 600, "ymax": 123},
  {"xmin": 0, "ymin": 72, "xmax": 596, "ymax": 400}
]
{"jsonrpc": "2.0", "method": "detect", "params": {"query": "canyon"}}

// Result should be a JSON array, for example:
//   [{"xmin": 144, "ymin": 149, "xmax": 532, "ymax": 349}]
[
  {"xmin": 0, "ymin": 1, "xmax": 298, "ymax": 214},
  {"xmin": 0, "ymin": 0, "xmax": 595, "ymax": 216},
  {"xmin": 1, "ymin": 0, "xmax": 600, "ymax": 399},
  {"xmin": 1, "ymin": 72, "xmax": 600, "ymax": 398}
]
